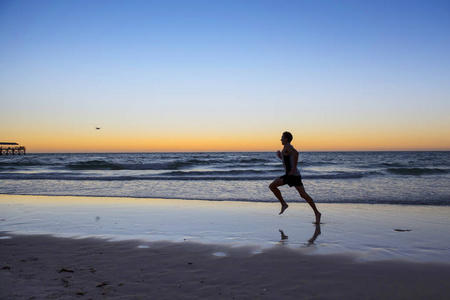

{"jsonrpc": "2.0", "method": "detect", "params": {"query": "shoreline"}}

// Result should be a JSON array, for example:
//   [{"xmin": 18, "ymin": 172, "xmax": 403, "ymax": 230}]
[
  {"xmin": 1, "ymin": 191, "xmax": 450, "ymax": 207},
  {"xmin": 1, "ymin": 194, "xmax": 450, "ymax": 263}
]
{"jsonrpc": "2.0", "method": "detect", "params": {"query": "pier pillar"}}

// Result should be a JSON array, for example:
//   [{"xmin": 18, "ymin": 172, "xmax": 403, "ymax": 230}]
[{"xmin": 0, "ymin": 144, "xmax": 26, "ymax": 155}]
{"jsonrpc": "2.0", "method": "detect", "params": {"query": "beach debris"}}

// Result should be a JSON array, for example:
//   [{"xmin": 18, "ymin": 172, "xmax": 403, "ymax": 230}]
[
  {"xmin": 96, "ymin": 281, "xmax": 110, "ymax": 288},
  {"xmin": 58, "ymin": 267, "xmax": 74, "ymax": 273},
  {"xmin": 394, "ymin": 229, "xmax": 412, "ymax": 232},
  {"xmin": 20, "ymin": 257, "xmax": 39, "ymax": 263},
  {"xmin": 2, "ymin": 266, "xmax": 12, "ymax": 272},
  {"xmin": 96, "ymin": 282, "xmax": 116, "ymax": 296}
]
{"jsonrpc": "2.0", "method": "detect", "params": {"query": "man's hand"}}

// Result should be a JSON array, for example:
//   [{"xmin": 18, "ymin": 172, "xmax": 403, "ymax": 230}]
[{"xmin": 277, "ymin": 150, "xmax": 282, "ymax": 159}]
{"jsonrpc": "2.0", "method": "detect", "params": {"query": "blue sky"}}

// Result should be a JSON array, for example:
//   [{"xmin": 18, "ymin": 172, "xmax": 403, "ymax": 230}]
[{"xmin": 1, "ymin": 0, "xmax": 449, "ymax": 151}]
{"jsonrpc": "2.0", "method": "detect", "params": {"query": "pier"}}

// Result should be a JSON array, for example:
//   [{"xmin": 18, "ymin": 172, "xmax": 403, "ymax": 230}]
[{"xmin": 0, "ymin": 143, "xmax": 26, "ymax": 155}]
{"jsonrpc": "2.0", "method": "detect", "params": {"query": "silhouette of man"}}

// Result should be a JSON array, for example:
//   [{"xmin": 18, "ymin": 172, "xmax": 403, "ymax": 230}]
[{"xmin": 269, "ymin": 131, "xmax": 321, "ymax": 224}]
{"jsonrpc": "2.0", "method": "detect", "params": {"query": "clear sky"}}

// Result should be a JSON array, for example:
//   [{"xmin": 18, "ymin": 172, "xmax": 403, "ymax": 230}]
[{"xmin": 1, "ymin": 0, "xmax": 449, "ymax": 152}]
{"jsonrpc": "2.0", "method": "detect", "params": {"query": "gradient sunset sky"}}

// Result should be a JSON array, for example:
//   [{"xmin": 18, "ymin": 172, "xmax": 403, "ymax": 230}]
[{"xmin": 1, "ymin": 0, "xmax": 449, "ymax": 152}]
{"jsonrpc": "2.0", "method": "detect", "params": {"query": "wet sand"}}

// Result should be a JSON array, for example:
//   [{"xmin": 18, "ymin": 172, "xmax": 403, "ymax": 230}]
[{"xmin": 1, "ymin": 195, "xmax": 450, "ymax": 299}]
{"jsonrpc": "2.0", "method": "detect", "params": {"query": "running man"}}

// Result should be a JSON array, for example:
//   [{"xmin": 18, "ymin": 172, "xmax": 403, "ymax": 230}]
[{"xmin": 269, "ymin": 131, "xmax": 321, "ymax": 224}]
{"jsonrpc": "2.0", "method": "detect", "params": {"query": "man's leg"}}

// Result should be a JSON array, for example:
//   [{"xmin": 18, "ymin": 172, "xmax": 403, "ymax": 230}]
[
  {"xmin": 269, "ymin": 178, "xmax": 289, "ymax": 214},
  {"xmin": 295, "ymin": 185, "xmax": 321, "ymax": 224}
]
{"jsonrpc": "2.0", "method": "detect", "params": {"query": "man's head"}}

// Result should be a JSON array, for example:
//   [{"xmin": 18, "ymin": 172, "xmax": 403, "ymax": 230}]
[{"xmin": 282, "ymin": 131, "xmax": 293, "ymax": 143}]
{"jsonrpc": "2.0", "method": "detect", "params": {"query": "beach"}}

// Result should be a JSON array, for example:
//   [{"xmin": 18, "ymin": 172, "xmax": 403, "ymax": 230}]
[
  {"xmin": 2, "ymin": 0, "xmax": 450, "ymax": 297},
  {"xmin": 1, "ymin": 195, "xmax": 449, "ymax": 299}
]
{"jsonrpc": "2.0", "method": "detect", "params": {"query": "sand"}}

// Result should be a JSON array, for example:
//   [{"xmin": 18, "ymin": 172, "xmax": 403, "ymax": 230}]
[
  {"xmin": 1, "ymin": 195, "xmax": 450, "ymax": 299},
  {"xmin": 1, "ymin": 233, "xmax": 450, "ymax": 299}
]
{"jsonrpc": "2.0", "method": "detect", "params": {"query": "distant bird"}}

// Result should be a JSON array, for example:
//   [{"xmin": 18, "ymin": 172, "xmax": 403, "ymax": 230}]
[{"xmin": 96, "ymin": 127, "xmax": 101, "ymax": 130}]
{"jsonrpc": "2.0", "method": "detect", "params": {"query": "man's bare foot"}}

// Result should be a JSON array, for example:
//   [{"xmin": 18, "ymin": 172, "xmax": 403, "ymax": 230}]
[
  {"xmin": 314, "ymin": 212, "xmax": 322, "ymax": 224},
  {"xmin": 279, "ymin": 204, "xmax": 289, "ymax": 215}
]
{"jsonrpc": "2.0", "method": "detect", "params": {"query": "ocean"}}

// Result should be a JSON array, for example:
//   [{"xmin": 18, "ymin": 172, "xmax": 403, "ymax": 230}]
[{"xmin": 0, "ymin": 151, "xmax": 449, "ymax": 205}]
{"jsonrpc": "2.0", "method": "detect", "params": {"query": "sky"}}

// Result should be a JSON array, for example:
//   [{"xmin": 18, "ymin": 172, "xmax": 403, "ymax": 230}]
[{"xmin": 1, "ymin": 0, "xmax": 449, "ymax": 152}]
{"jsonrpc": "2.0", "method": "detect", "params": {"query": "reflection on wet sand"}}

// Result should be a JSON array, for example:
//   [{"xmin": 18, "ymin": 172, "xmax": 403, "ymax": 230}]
[
  {"xmin": 278, "ymin": 229, "xmax": 289, "ymax": 245},
  {"xmin": 307, "ymin": 224, "xmax": 321, "ymax": 245},
  {"xmin": 278, "ymin": 224, "xmax": 321, "ymax": 246}
]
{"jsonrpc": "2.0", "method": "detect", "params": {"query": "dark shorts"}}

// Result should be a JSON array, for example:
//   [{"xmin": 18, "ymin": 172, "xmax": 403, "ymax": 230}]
[{"xmin": 280, "ymin": 174, "xmax": 303, "ymax": 187}]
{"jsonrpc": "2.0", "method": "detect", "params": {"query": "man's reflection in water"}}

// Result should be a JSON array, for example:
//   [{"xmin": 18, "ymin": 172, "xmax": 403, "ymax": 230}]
[
  {"xmin": 307, "ymin": 224, "xmax": 321, "ymax": 246},
  {"xmin": 279, "ymin": 229, "xmax": 289, "ymax": 245},
  {"xmin": 278, "ymin": 224, "xmax": 321, "ymax": 246}
]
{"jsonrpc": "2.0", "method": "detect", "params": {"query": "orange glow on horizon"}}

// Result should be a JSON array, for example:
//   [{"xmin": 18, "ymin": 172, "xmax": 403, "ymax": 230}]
[
  {"xmin": 6, "ymin": 120, "xmax": 449, "ymax": 153},
  {"xmin": 18, "ymin": 130, "xmax": 449, "ymax": 153}
]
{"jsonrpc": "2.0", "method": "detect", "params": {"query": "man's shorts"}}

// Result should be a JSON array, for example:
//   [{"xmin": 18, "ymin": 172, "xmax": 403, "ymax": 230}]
[{"xmin": 280, "ymin": 174, "xmax": 303, "ymax": 187}]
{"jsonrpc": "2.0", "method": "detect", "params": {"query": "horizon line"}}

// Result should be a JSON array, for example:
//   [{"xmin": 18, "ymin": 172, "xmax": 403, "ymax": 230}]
[{"xmin": 27, "ymin": 149, "xmax": 450, "ymax": 154}]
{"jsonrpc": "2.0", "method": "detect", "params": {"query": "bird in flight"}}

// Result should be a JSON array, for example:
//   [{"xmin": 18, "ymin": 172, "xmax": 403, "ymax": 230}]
[{"xmin": 96, "ymin": 127, "xmax": 101, "ymax": 130}]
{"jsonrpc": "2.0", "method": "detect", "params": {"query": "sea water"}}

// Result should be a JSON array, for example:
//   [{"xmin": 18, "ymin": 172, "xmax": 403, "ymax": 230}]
[{"xmin": 0, "ymin": 151, "xmax": 449, "ymax": 205}]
